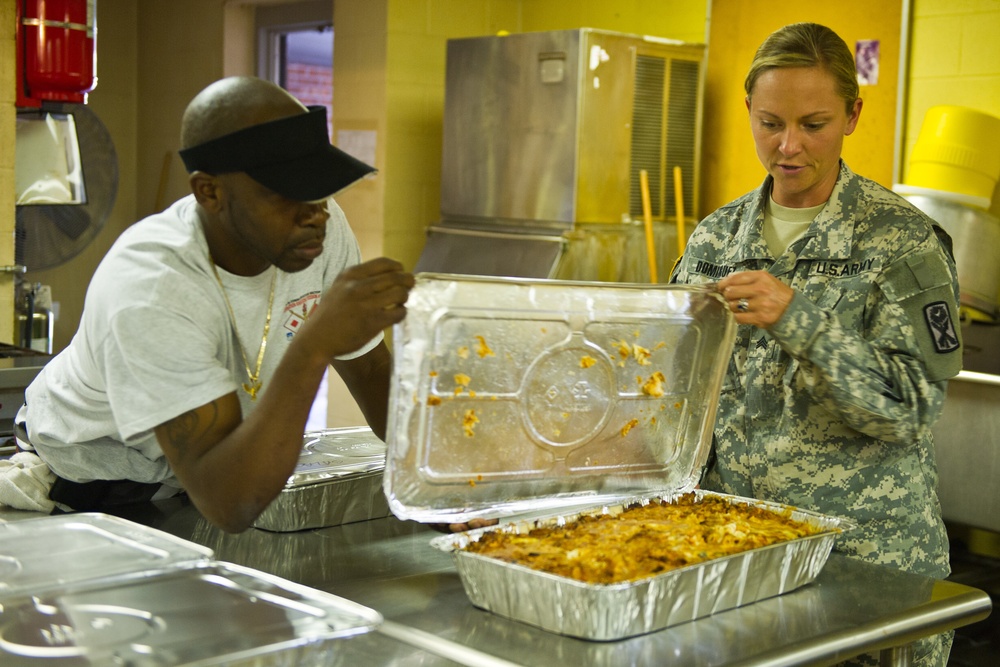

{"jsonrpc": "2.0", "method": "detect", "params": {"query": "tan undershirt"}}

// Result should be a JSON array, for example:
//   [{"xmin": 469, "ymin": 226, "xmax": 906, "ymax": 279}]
[{"xmin": 763, "ymin": 197, "xmax": 826, "ymax": 257}]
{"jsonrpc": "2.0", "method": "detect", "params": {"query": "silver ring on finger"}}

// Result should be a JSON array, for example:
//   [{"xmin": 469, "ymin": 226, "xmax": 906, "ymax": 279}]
[{"xmin": 737, "ymin": 298, "xmax": 750, "ymax": 313}]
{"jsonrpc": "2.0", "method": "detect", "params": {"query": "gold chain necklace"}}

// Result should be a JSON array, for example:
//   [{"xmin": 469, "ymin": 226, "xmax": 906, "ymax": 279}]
[{"xmin": 210, "ymin": 260, "xmax": 276, "ymax": 400}]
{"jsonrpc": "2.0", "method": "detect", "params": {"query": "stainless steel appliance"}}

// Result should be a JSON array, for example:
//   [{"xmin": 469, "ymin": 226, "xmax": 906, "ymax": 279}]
[
  {"xmin": 897, "ymin": 193, "xmax": 1000, "ymax": 535},
  {"xmin": 932, "ymin": 369, "xmax": 1000, "ymax": 534},
  {"xmin": 416, "ymin": 28, "xmax": 705, "ymax": 281},
  {"xmin": 899, "ymin": 192, "xmax": 1000, "ymax": 321}
]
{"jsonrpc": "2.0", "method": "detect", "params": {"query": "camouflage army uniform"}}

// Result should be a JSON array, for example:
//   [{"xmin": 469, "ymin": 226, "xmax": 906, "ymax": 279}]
[{"xmin": 672, "ymin": 162, "xmax": 961, "ymax": 665}]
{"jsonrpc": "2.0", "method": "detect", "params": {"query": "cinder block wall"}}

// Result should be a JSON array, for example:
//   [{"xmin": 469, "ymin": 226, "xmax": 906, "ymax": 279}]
[{"xmin": 0, "ymin": 1, "xmax": 16, "ymax": 345}]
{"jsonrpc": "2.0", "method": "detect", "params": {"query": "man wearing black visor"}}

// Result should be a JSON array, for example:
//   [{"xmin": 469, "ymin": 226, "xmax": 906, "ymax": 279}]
[{"xmin": 14, "ymin": 76, "xmax": 414, "ymax": 532}]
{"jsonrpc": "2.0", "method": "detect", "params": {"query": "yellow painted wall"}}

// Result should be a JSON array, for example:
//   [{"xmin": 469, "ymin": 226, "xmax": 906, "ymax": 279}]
[
  {"xmin": 701, "ymin": 0, "xmax": 904, "ymax": 218},
  {"xmin": 378, "ymin": 0, "xmax": 525, "ymax": 270},
  {"xmin": 520, "ymin": 0, "xmax": 706, "ymax": 43},
  {"xmin": 905, "ymin": 0, "xmax": 1000, "ymax": 218},
  {"xmin": 0, "ymin": 0, "xmax": 15, "ymax": 344},
  {"xmin": 323, "ymin": 0, "xmax": 707, "ymax": 427},
  {"xmin": 376, "ymin": 0, "xmax": 709, "ymax": 271},
  {"xmin": 136, "ymin": 1, "xmax": 227, "ymax": 217},
  {"xmin": 332, "ymin": 0, "xmax": 390, "ymax": 266}
]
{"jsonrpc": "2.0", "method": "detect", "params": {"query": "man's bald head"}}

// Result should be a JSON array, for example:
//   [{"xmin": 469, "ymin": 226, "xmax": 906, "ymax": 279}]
[{"xmin": 181, "ymin": 76, "xmax": 307, "ymax": 149}]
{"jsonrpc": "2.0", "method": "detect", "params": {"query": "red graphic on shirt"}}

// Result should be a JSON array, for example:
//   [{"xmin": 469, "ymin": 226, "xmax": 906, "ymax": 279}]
[{"xmin": 283, "ymin": 293, "xmax": 320, "ymax": 335}]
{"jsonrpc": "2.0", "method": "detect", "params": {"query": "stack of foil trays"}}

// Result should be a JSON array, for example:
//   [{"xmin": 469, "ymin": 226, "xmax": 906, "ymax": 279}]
[
  {"xmin": 252, "ymin": 426, "xmax": 392, "ymax": 532},
  {"xmin": 384, "ymin": 274, "xmax": 852, "ymax": 639}
]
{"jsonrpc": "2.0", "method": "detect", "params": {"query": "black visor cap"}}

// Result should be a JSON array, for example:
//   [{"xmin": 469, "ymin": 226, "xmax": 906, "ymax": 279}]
[{"xmin": 178, "ymin": 106, "xmax": 375, "ymax": 201}]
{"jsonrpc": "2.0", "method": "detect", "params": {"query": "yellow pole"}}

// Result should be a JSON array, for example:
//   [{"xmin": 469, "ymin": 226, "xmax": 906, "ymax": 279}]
[
  {"xmin": 639, "ymin": 169, "xmax": 658, "ymax": 283},
  {"xmin": 673, "ymin": 166, "xmax": 686, "ymax": 257}
]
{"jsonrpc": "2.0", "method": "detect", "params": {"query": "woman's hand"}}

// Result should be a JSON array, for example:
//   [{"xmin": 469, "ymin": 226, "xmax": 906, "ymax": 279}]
[
  {"xmin": 428, "ymin": 518, "xmax": 499, "ymax": 533},
  {"xmin": 717, "ymin": 270, "xmax": 794, "ymax": 329}
]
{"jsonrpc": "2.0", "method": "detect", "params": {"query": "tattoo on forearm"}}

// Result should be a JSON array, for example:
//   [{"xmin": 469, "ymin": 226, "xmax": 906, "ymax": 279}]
[{"xmin": 163, "ymin": 404, "xmax": 219, "ymax": 457}]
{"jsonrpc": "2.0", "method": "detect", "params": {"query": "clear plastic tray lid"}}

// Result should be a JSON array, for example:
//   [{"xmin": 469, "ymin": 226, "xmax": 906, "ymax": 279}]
[
  {"xmin": 0, "ymin": 561, "xmax": 382, "ymax": 665},
  {"xmin": 0, "ymin": 513, "xmax": 214, "ymax": 599},
  {"xmin": 385, "ymin": 274, "xmax": 736, "ymax": 523}
]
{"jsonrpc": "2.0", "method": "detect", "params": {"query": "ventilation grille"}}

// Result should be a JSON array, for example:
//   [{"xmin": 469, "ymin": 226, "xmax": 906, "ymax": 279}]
[
  {"xmin": 629, "ymin": 55, "xmax": 701, "ymax": 220},
  {"xmin": 667, "ymin": 60, "xmax": 700, "ymax": 218},
  {"xmin": 629, "ymin": 55, "xmax": 665, "ymax": 217}
]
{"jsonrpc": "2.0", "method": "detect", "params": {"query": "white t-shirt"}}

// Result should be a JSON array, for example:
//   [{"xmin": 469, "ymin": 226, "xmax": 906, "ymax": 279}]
[{"xmin": 21, "ymin": 194, "xmax": 379, "ymax": 484}]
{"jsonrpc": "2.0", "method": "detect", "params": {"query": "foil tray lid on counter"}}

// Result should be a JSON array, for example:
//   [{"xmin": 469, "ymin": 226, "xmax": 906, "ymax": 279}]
[
  {"xmin": 252, "ymin": 427, "xmax": 391, "ymax": 532},
  {"xmin": 0, "ymin": 513, "xmax": 213, "ymax": 600},
  {"xmin": 0, "ymin": 561, "xmax": 383, "ymax": 666},
  {"xmin": 280, "ymin": 426, "xmax": 387, "ymax": 489},
  {"xmin": 385, "ymin": 274, "xmax": 736, "ymax": 523}
]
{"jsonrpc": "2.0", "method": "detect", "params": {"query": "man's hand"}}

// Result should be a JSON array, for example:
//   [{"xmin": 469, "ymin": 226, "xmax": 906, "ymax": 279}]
[{"xmin": 304, "ymin": 258, "xmax": 415, "ymax": 359}]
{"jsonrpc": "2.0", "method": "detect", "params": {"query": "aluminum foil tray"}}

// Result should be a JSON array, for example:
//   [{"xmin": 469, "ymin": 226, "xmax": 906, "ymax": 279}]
[
  {"xmin": 0, "ymin": 513, "xmax": 213, "ymax": 599},
  {"xmin": 253, "ymin": 427, "xmax": 391, "ymax": 532},
  {"xmin": 0, "ymin": 561, "xmax": 383, "ymax": 666},
  {"xmin": 431, "ymin": 490, "xmax": 853, "ymax": 641},
  {"xmin": 386, "ymin": 274, "xmax": 736, "ymax": 523}
]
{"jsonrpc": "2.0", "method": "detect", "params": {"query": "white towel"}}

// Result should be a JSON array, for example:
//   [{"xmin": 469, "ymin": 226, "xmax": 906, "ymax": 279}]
[{"xmin": 0, "ymin": 452, "xmax": 56, "ymax": 513}]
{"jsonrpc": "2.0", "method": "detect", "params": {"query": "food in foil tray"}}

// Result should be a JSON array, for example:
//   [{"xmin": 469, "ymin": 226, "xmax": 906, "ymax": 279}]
[
  {"xmin": 434, "ymin": 490, "xmax": 850, "ymax": 639},
  {"xmin": 461, "ymin": 493, "xmax": 826, "ymax": 584}
]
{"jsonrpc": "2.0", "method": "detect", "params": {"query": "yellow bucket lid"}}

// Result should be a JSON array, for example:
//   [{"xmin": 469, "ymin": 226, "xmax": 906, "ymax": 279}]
[{"xmin": 906, "ymin": 106, "xmax": 1000, "ymax": 203}]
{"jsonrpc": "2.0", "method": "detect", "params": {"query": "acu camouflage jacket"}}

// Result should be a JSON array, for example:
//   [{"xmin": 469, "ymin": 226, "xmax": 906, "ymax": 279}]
[{"xmin": 672, "ymin": 162, "xmax": 962, "ymax": 578}]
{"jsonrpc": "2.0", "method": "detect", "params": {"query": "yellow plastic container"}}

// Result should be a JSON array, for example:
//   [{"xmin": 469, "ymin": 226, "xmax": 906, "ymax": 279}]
[{"xmin": 906, "ymin": 106, "xmax": 1000, "ymax": 205}]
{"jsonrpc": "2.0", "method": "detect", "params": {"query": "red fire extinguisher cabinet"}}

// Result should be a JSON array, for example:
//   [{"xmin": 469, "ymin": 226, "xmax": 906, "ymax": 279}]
[{"xmin": 17, "ymin": 0, "xmax": 98, "ymax": 107}]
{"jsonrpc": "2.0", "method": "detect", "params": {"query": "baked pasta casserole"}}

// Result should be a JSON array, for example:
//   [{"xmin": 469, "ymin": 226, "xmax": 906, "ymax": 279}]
[{"xmin": 462, "ymin": 493, "xmax": 824, "ymax": 584}]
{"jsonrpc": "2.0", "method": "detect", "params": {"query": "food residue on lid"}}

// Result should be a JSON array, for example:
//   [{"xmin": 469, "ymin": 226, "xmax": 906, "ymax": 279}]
[
  {"xmin": 641, "ymin": 371, "xmax": 666, "ymax": 398},
  {"xmin": 613, "ymin": 340, "xmax": 631, "ymax": 366},
  {"xmin": 613, "ymin": 340, "xmax": 653, "ymax": 367},
  {"xmin": 632, "ymin": 344, "xmax": 651, "ymax": 366},
  {"xmin": 463, "ymin": 409, "xmax": 479, "ymax": 437},
  {"xmin": 475, "ymin": 335, "xmax": 495, "ymax": 358}
]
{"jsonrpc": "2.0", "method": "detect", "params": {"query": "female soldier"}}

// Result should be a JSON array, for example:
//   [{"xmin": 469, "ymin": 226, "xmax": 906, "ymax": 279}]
[{"xmin": 672, "ymin": 23, "xmax": 962, "ymax": 666}]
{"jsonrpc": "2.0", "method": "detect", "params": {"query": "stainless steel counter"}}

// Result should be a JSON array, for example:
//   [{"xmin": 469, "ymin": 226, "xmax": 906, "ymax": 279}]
[{"xmin": 6, "ymin": 497, "xmax": 980, "ymax": 667}]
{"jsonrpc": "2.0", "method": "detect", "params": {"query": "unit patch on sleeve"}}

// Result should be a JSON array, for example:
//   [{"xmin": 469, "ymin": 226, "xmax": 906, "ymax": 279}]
[{"xmin": 923, "ymin": 301, "xmax": 959, "ymax": 353}]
